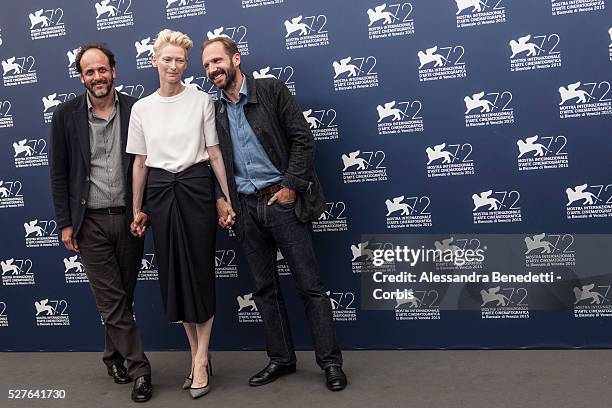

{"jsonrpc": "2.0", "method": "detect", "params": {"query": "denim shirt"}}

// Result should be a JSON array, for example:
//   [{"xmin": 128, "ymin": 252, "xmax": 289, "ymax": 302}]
[{"xmin": 221, "ymin": 76, "xmax": 282, "ymax": 194}]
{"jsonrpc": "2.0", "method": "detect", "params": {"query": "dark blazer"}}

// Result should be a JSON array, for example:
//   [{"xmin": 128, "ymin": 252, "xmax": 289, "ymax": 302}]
[
  {"xmin": 49, "ymin": 91, "xmax": 138, "ymax": 238},
  {"xmin": 214, "ymin": 75, "xmax": 326, "ymax": 235}
]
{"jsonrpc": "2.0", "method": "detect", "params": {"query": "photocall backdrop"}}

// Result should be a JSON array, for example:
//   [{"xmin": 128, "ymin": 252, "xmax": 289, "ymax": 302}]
[{"xmin": 0, "ymin": 0, "xmax": 611, "ymax": 352}]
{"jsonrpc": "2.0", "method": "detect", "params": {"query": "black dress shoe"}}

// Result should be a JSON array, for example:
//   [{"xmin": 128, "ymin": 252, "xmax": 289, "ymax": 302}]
[
  {"xmin": 249, "ymin": 362, "xmax": 296, "ymax": 386},
  {"xmin": 131, "ymin": 375, "xmax": 152, "ymax": 403},
  {"xmin": 325, "ymin": 366, "xmax": 347, "ymax": 391},
  {"xmin": 107, "ymin": 364, "xmax": 131, "ymax": 384}
]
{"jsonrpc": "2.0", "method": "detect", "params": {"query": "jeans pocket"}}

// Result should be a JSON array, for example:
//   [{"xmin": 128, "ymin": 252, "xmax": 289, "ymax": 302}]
[{"xmin": 275, "ymin": 200, "xmax": 296, "ymax": 209}]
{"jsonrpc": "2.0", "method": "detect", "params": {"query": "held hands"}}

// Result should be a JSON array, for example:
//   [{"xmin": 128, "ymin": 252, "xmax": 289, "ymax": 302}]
[
  {"xmin": 267, "ymin": 187, "xmax": 296, "ymax": 206},
  {"xmin": 130, "ymin": 211, "xmax": 149, "ymax": 237},
  {"xmin": 61, "ymin": 226, "xmax": 79, "ymax": 253},
  {"xmin": 216, "ymin": 198, "xmax": 236, "ymax": 229}
]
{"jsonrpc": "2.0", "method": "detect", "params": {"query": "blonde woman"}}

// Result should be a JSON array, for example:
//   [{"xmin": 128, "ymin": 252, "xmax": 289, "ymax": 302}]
[{"xmin": 127, "ymin": 29, "xmax": 232, "ymax": 399}]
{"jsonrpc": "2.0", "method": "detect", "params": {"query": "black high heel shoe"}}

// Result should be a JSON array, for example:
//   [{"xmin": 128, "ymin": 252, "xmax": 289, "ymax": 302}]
[
  {"xmin": 182, "ymin": 367, "xmax": 193, "ymax": 390},
  {"xmin": 189, "ymin": 354, "xmax": 212, "ymax": 399}
]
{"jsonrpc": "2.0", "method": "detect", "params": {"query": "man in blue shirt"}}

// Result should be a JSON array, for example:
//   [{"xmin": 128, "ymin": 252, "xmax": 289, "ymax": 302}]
[{"xmin": 202, "ymin": 37, "xmax": 347, "ymax": 391}]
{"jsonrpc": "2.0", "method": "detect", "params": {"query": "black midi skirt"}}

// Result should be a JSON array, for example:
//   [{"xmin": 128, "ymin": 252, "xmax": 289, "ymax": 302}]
[{"xmin": 146, "ymin": 162, "xmax": 217, "ymax": 323}]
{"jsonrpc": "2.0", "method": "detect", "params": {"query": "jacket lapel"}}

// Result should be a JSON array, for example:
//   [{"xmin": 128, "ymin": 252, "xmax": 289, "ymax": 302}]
[
  {"xmin": 72, "ymin": 94, "xmax": 90, "ymax": 172},
  {"xmin": 216, "ymin": 103, "xmax": 233, "ymax": 161}
]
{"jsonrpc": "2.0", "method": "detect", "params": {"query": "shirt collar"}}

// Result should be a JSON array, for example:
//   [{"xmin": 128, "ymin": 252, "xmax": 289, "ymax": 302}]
[{"xmin": 221, "ymin": 74, "xmax": 247, "ymax": 105}]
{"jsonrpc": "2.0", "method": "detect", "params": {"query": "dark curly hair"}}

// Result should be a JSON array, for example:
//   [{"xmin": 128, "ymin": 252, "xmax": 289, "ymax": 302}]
[{"xmin": 74, "ymin": 43, "xmax": 116, "ymax": 74}]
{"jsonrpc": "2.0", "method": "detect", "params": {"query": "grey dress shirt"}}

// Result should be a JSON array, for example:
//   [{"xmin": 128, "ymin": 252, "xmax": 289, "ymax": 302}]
[{"xmin": 86, "ymin": 92, "xmax": 126, "ymax": 209}]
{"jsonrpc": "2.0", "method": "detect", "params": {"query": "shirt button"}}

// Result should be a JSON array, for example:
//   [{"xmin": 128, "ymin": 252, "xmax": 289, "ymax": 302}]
[
  {"xmin": 80, "ymin": 199, "xmax": 86, "ymax": 205},
  {"xmin": 85, "ymin": 176, "xmax": 89, "ymax": 182}
]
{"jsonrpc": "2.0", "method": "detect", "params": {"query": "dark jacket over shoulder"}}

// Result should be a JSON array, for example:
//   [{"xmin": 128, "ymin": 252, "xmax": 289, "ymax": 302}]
[
  {"xmin": 214, "ymin": 75, "xmax": 326, "ymax": 232},
  {"xmin": 49, "ymin": 92, "xmax": 138, "ymax": 238}
]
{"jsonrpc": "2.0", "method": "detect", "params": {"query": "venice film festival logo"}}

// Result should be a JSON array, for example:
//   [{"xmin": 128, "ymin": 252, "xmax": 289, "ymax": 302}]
[
  {"xmin": 524, "ymin": 233, "xmax": 576, "ymax": 268},
  {"xmin": 1, "ymin": 257, "xmax": 35, "ymax": 286},
  {"xmin": 165, "ymin": 0, "xmax": 206, "ymax": 20},
  {"xmin": 472, "ymin": 189, "xmax": 522, "ymax": 224},
  {"xmin": 303, "ymin": 108, "xmax": 339, "ymax": 141},
  {"xmin": 215, "ymin": 249, "xmax": 238, "ymax": 278},
  {"xmin": 116, "ymin": 84, "xmax": 145, "ymax": 99},
  {"xmin": 66, "ymin": 47, "xmax": 81, "ymax": 78},
  {"xmin": 385, "ymin": 195, "xmax": 432, "ymax": 228},
  {"xmin": 433, "ymin": 236, "xmax": 484, "ymax": 271},
  {"xmin": 417, "ymin": 45, "xmax": 467, "ymax": 82},
  {"xmin": 24, "ymin": 218, "xmax": 60, "ymax": 248},
  {"xmin": 464, "ymin": 90, "xmax": 514, "ymax": 127},
  {"xmin": 28, "ymin": 7, "xmax": 66, "ymax": 40},
  {"xmin": 94, "ymin": 0, "xmax": 134, "ymax": 31},
  {"xmin": 350, "ymin": 240, "xmax": 397, "ymax": 274},
  {"xmin": 551, "ymin": 0, "xmax": 605, "ymax": 16},
  {"xmin": 13, "ymin": 138, "xmax": 49, "ymax": 168},
  {"xmin": 327, "ymin": 290, "xmax": 357, "ymax": 322},
  {"xmin": 313, "ymin": 201, "xmax": 348, "ymax": 233},
  {"xmin": 367, "ymin": 3, "xmax": 415, "ymax": 40},
  {"xmin": 455, "ymin": 0, "xmax": 506, "ymax": 28},
  {"xmin": 284, "ymin": 14, "xmax": 329, "ymax": 50},
  {"xmin": 332, "ymin": 56, "xmax": 379, "ymax": 91},
  {"xmin": 0, "ymin": 302, "xmax": 7, "ymax": 327},
  {"xmin": 509, "ymin": 33, "xmax": 562, "ymax": 72},
  {"xmin": 395, "ymin": 288, "xmax": 440, "ymax": 321},
  {"xmin": 138, "ymin": 253, "xmax": 159, "ymax": 281},
  {"xmin": 480, "ymin": 285, "xmax": 529, "ymax": 319},
  {"xmin": 135, "ymin": 36, "xmax": 155, "ymax": 69},
  {"xmin": 426, "ymin": 142, "xmax": 475, "ymax": 178},
  {"xmin": 376, "ymin": 100, "xmax": 424, "ymax": 134},
  {"xmin": 35, "ymin": 298, "xmax": 70, "ymax": 326},
  {"xmin": 0, "ymin": 99, "xmax": 13, "ymax": 128},
  {"xmin": 558, "ymin": 80, "xmax": 612, "ymax": 119},
  {"xmin": 566, "ymin": 183, "xmax": 612, "ymax": 219},
  {"xmin": 182, "ymin": 74, "xmax": 220, "ymax": 100},
  {"xmin": 2, "ymin": 55, "xmax": 37, "ymax": 87},
  {"xmin": 43, "ymin": 92, "xmax": 77, "ymax": 124},
  {"xmin": 207, "ymin": 26, "xmax": 250, "ymax": 55},
  {"xmin": 237, "ymin": 293, "xmax": 262, "ymax": 323},
  {"xmin": 341, "ymin": 150, "xmax": 387, "ymax": 184},
  {"xmin": 253, "ymin": 65, "xmax": 296, "ymax": 95},
  {"xmin": 517, "ymin": 134, "xmax": 568, "ymax": 172},
  {"xmin": 573, "ymin": 283, "xmax": 612, "ymax": 318},
  {"xmin": 0, "ymin": 180, "xmax": 24, "ymax": 209},
  {"xmin": 63, "ymin": 255, "xmax": 88, "ymax": 284}
]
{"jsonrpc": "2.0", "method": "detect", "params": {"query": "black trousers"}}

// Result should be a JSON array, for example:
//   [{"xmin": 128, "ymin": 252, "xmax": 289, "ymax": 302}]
[
  {"xmin": 239, "ymin": 194, "xmax": 343, "ymax": 369},
  {"xmin": 78, "ymin": 211, "xmax": 150, "ymax": 378}
]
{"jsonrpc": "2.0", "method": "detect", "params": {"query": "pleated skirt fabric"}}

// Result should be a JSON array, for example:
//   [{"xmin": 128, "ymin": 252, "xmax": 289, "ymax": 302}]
[{"xmin": 146, "ymin": 162, "xmax": 216, "ymax": 323}]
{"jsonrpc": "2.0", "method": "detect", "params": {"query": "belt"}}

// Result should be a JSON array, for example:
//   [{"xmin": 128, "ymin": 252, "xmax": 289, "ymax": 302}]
[
  {"xmin": 253, "ymin": 184, "xmax": 283, "ymax": 197},
  {"xmin": 86, "ymin": 206, "xmax": 126, "ymax": 215}
]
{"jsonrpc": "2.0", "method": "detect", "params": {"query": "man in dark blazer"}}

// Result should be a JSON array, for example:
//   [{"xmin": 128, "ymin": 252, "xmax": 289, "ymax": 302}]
[
  {"xmin": 49, "ymin": 43, "xmax": 152, "ymax": 402},
  {"xmin": 202, "ymin": 37, "xmax": 347, "ymax": 391}
]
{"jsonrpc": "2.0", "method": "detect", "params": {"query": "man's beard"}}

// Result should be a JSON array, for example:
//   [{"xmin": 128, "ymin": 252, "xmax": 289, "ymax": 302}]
[
  {"xmin": 85, "ymin": 77, "xmax": 114, "ymax": 98},
  {"xmin": 209, "ymin": 65, "xmax": 236, "ymax": 90}
]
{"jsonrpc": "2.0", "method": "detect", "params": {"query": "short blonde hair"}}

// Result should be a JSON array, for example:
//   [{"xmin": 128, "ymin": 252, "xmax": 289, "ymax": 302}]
[{"xmin": 153, "ymin": 29, "xmax": 193, "ymax": 56}]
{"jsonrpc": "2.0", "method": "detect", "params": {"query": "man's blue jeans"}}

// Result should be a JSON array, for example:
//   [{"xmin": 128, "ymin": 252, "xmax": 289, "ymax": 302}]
[{"xmin": 238, "ymin": 193, "xmax": 343, "ymax": 369}]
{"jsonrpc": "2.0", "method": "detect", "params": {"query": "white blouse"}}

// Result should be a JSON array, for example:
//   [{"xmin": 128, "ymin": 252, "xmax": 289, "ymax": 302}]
[{"xmin": 126, "ymin": 86, "xmax": 219, "ymax": 173}]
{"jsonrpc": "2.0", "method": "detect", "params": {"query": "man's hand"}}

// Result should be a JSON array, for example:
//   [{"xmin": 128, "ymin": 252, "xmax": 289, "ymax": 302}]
[
  {"xmin": 216, "ymin": 198, "xmax": 236, "ymax": 228},
  {"xmin": 267, "ymin": 187, "xmax": 296, "ymax": 206},
  {"xmin": 61, "ymin": 226, "xmax": 79, "ymax": 253},
  {"xmin": 130, "ymin": 211, "xmax": 149, "ymax": 237}
]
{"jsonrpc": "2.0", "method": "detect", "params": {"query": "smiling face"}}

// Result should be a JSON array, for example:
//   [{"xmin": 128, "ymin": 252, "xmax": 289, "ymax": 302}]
[
  {"xmin": 202, "ymin": 41, "xmax": 241, "ymax": 90},
  {"xmin": 79, "ymin": 48, "xmax": 116, "ymax": 99},
  {"xmin": 152, "ymin": 43, "xmax": 188, "ymax": 86}
]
